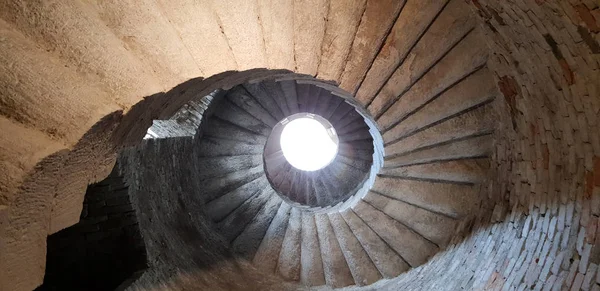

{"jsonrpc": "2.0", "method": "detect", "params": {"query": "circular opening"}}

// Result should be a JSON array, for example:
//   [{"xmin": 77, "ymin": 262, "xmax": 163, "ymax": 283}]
[{"xmin": 280, "ymin": 115, "xmax": 338, "ymax": 171}]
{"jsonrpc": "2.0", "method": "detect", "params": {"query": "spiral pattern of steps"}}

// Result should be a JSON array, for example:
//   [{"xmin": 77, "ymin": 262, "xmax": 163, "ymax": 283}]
[
  {"xmin": 125, "ymin": 0, "xmax": 498, "ymax": 287},
  {"xmin": 141, "ymin": 65, "xmax": 496, "ymax": 289},
  {"xmin": 0, "ymin": 0, "xmax": 520, "ymax": 289}
]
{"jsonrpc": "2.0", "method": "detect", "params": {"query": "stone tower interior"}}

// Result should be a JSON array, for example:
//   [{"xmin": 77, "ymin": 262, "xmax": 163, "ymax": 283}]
[{"xmin": 0, "ymin": 0, "xmax": 599, "ymax": 290}]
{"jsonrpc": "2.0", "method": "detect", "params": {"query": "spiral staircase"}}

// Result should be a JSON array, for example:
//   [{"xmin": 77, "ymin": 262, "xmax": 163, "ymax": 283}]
[
  {"xmin": 135, "ymin": 16, "xmax": 496, "ymax": 285},
  {"xmin": 4, "ymin": 0, "xmax": 597, "ymax": 290}
]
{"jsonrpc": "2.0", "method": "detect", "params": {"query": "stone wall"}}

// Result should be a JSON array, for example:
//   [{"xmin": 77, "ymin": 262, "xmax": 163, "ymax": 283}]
[
  {"xmin": 117, "ymin": 137, "xmax": 294, "ymax": 291},
  {"xmin": 38, "ymin": 168, "xmax": 146, "ymax": 291}
]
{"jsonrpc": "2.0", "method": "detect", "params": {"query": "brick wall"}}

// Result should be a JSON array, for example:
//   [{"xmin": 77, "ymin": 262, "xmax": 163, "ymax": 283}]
[
  {"xmin": 37, "ymin": 168, "xmax": 147, "ymax": 291},
  {"xmin": 377, "ymin": 1, "xmax": 600, "ymax": 290}
]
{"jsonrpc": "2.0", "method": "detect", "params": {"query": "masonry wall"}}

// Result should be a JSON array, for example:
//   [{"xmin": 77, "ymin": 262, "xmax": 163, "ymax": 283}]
[
  {"xmin": 372, "ymin": 1, "xmax": 600, "ymax": 290},
  {"xmin": 38, "ymin": 168, "xmax": 146, "ymax": 291}
]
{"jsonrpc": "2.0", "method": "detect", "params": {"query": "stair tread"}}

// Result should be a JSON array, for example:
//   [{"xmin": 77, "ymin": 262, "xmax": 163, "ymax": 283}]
[
  {"xmin": 353, "ymin": 200, "xmax": 439, "ymax": 267},
  {"xmin": 384, "ymin": 103, "xmax": 494, "ymax": 156},
  {"xmin": 214, "ymin": 97, "xmax": 273, "ymax": 136},
  {"xmin": 334, "ymin": 109, "xmax": 363, "ymax": 130},
  {"xmin": 279, "ymin": 80, "xmax": 300, "ymax": 114},
  {"xmin": 296, "ymin": 83, "xmax": 311, "ymax": 113},
  {"xmin": 226, "ymin": 86, "xmax": 278, "ymax": 127},
  {"xmin": 367, "ymin": 0, "xmax": 476, "ymax": 118},
  {"xmin": 328, "ymin": 212, "xmax": 382, "ymax": 286},
  {"xmin": 233, "ymin": 195, "xmax": 283, "ymax": 259},
  {"xmin": 379, "ymin": 158, "xmax": 489, "ymax": 184},
  {"xmin": 313, "ymin": 90, "xmax": 333, "ymax": 117},
  {"xmin": 217, "ymin": 186, "xmax": 273, "ymax": 242},
  {"xmin": 355, "ymin": 0, "xmax": 450, "ymax": 106},
  {"xmin": 322, "ymin": 94, "xmax": 345, "ymax": 120},
  {"xmin": 376, "ymin": 29, "xmax": 488, "ymax": 131},
  {"xmin": 206, "ymin": 175, "xmax": 269, "ymax": 222},
  {"xmin": 300, "ymin": 212, "xmax": 326, "ymax": 286},
  {"xmin": 243, "ymin": 82, "xmax": 285, "ymax": 121},
  {"xmin": 202, "ymin": 117, "xmax": 268, "ymax": 145},
  {"xmin": 364, "ymin": 191, "xmax": 457, "ymax": 247},
  {"xmin": 336, "ymin": 119, "xmax": 369, "ymax": 135},
  {"xmin": 197, "ymin": 136, "xmax": 263, "ymax": 157},
  {"xmin": 372, "ymin": 176, "xmax": 478, "ymax": 218},
  {"xmin": 306, "ymin": 85, "xmax": 322, "ymax": 113},
  {"xmin": 340, "ymin": 209, "xmax": 409, "ymax": 278},
  {"xmin": 384, "ymin": 134, "xmax": 493, "ymax": 168},
  {"xmin": 253, "ymin": 203, "xmax": 292, "ymax": 273},
  {"xmin": 339, "ymin": 129, "xmax": 373, "ymax": 143},
  {"xmin": 315, "ymin": 214, "xmax": 355, "ymax": 288},
  {"xmin": 382, "ymin": 67, "xmax": 496, "ymax": 145},
  {"xmin": 278, "ymin": 208, "xmax": 302, "ymax": 281},
  {"xmin": 197, "ymin": 155, "xmax": 263, "ymax": 179},
  {"xmin": 201, "ymin": 165, "xmax": 264, "ymax": 202}
]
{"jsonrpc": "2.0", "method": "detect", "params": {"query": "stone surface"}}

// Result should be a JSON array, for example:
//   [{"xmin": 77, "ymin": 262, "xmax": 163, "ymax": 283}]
[{"xmin": 1, "ymin": 1, "xmax": 598, "ymax": 290}]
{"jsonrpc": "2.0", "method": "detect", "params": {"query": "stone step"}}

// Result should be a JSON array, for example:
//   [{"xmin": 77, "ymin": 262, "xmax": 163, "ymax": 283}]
[
  {"xmin": 265, "ymin": 150, "xmax": 287, "ymax": 172},
  {"xmin": 339, "ymin": 129, "xmax": 373, "ymax": 143},
  {"xmin": 338, "ymin": 143, "xmax": 374, "ymax": 162},
  {"xmin": 341, "ymin": 139, "xmax": 374, "ymax": 150},
  {"xmin": 303, "ymin": 173, "xmax": 317, "ymax": 206},
  {"xmin": 312, "ymin": 175, "xmax": 333, "ymax": 207},
  {"xmin": 371, "ymin": 176, "xmax": 478, "ymax": 219},
  {"xmin": 196, "ymin": 136, "xmax": 263, "ymax": 157},
  {"xmin": 289, "ymin": 171, "xmax": 306, "ymax": 204},
  {"xmin": 205, "ymin": 175, "xmax": 270, "ymax": 222},
  {"xmin": 320, "ymin": 167, "xmax": 341, "ymax": 201},
  {"xmin": 253, "ymin": 203, "xmax": 292, "ymax": 273},
  {"xmin": 305, "ymin": 85, "xmax": 323, "ymax": 113},
  {"xmin": 313, "ymin": 90, "xmax": 333, "ymax": 117},
  {"xmin": 384, "ymin": 134, "xmax": 493, "ymax": 168},
  {"xmin": 321, "ymin": 93, "xmax": 345, "ymax": 120},
  {"xmin": 243, "ymin": 82, "xmax": 285, "ymax": 121},
  {"xmin": 376, "ymin": 28, "xmax": 488, "ymax": 131},
  {"xmin": 263, "ymin": 80, "xmax": 292, "ymax": 117},
  {"xmin": 300, "ymin": 212, "xmax": 326, "ymax": 286},
  {"xmin": 355, "ymin": 0, "xmax": 450, "ymax": 105},
  {"xmin": 328, "ymin": 212, "xmax": 382, "ymax": 286},
  {"xmin": 315, "ymin": 214, "xmax": 355, "ymax": 288},
  {"xmin": 201, "ymin": 165, "xmax": 264, "ymax": 202},
  {"xmin": 336, "ymin": 154, "xmax": 372, "ymax": 172},
  {"xmin": 382, "ymin": 67, "xmax": 497, "ymax": 144},
  {"xmin": 340, "ymin": 209, "xmax": 409, "ymax": 278},
  {"xmin": 271, "ymin": 163, "xmax": 292, "ymax": 189},
  {"xmin": 364, "ymin": 191, "xmax": 457, "ymax": 247},
  {"xmin": 379, "ymin": 158, "xmax": 490, "ymax": 184},
  {"xmin": 213, "ymin": 97, "xmax": 273, "ymax": 137},
  {"xmin": 329, "ymin": 102, "xmax": 355, "ymax": 126},
  {"xmin": 279, "ymin": 80, "xmax": 300, "ymax": 114},
  {"xmin": 217, "ymin": 186, "xmax": 273, "ymax": 242},
  {"xmin": 336, "ymin": 118, "xmax": 369, "ymax": 135},
  {"xmin": 202, "ymin": 117, "xmax": 268, "ymax": 145},
  {"xmin": 384, "ymin": 103, "xmax": 494, "ymax": 156},
  {"xmin": 232, "ymin": 195, "xmax": 283, "ymax": 259},
  {"xmin": 197, "ymin": 154, "xmax": 263, "ymax": 179},
  {"xmin": 226, "ymin": 86, "xmax": 278, "ymax": 128},
  {"xmin": 367, "ymin": 0, "xmax": 476, "ymax": 118},
  {"xmin": 296, "ymin": 83, "xmax": 311, "ymax": 113},
  {"xmin": 334, "ymin": 109, "xmax": 363, "ymax": 131},
  {"xmin": 278, "ymin": 208, "xmax": 302, "ymax": 281},
  {"xmin": 353, "ymin": 200, "xmax": 439, "ymax": 267}
]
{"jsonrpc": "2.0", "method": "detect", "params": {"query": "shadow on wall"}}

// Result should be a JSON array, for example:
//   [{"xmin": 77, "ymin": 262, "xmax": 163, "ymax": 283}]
[
  {"xmin": 36, "ymin": 167, "xmax": 147, "ymax": 291},
  {"xmin": 2, "ymin": 69, "xmax": 304, "ymax": 291}
]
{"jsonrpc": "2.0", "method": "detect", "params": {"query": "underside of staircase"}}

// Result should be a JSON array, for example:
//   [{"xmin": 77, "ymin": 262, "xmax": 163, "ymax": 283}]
[{"xmin": 1, "ymin": 0, "xmax": 599, "ymax": 291}]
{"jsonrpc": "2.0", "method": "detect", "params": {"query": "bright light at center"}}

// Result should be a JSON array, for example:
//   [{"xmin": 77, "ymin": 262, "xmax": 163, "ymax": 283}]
[{"xmin": 280, "ymin": 117, "xmax": 338, "ymax": 171}]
